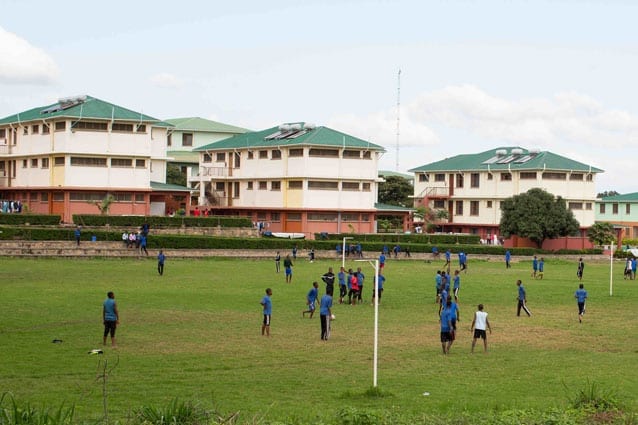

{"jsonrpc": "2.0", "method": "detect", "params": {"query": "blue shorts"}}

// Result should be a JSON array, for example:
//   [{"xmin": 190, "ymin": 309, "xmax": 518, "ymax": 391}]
[
  {"xmin": 308, "ymin": 302, "xmax": 316, "ymax": 311},
  {"xmin": 285, "ymin": 267, "xmax": 292, "ymax": 276}
]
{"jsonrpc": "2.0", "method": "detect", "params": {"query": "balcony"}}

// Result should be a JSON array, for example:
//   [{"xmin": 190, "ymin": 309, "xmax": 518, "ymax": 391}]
[{"xmin": 199, "ymin": 165, "xmax": 229, "ymax": 178}]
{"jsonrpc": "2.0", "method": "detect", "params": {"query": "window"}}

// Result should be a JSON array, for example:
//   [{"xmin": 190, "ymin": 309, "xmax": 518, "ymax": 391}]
[
  {"xmin": 53, "ymin": 193, "xmax": 64, "ymax": 201},
  {"xmin": 112, "ymin": 123, "xmax": 134, "ymax": 132},
  {"xmin": 41, "ymin": 158, "xmax": 49, "ymax": 168},
  {"xmin": 0, "ymin": 129, "xmax": 5, "ymax": 138},
  {"xmin": 343, "ymin": 150, "xmax": 360, "ymax": 158},
  {"xmin": 74, "ymin": 121, "xmax": 108, "ymax": 131},
  {"xmin": 54, "ymin": 157, "xmax": 65, "ymax": 166},
  {"xmin": 500, "ymin": 173, "xmax": 512, "ymax": 181},
  {"xmin": 167, "ymin": 134, "xmax": 172, "ymax": 147},
  {"xmin": 32, "ymin": 125, "xmax": 39, "ymax": 134},
  {"xmin": 247, "ymin": 151, "xmax": 254, "ymax": 159},
  {"xmin": 434, "ymin": 173, "xmax": 445, "ymax": 182},
  {"xmin": 419, "ymin": 174, "xmax": 428, "ymax": 182},
  {"xmin": 42, "ymin": 124, "xmax": 50, "ymax": 135},
  {"xmin": 41, "ymin": 192, "xmax": 48, "ymax": 201},
  {"xmin": 470, "ymin": 201, "xmax": 479, "ymax": 216},
  {"xmin": 586, "ymin": 174, "xmax": 593, "ymax": 182},
  {"xmin": 136, "ymin": 124, "xmax": 146, "ymax": 133},
  {"xmin": 520, "ymin": 172, "xmax": 537, "ymax": 179},
  {"xmin": 308, "ymin": 181, "xmax": 339, "ymax": 190},
  {"xmin": 542, "ymin": 172, "xmax": 566, "ymax": 180},
  {"xmin": 271, "ymin": 150, "xmax": 282, "ymax": 160},
  {"xmin": 182, "ymin": 133, "xmax": 193, "ymax": 147},
  {"xmin": 136, "ymin": 159, "xmax": 146, "ymax": 168},
  {"xmin": 216, "ymin": 153, "xmax": 226, "ymax": 162},
  {"xmin": 342, "ymin": 213, "xmax": 360, "ymax": 221},
  {"xmin": 288, "ymin": 181, "xmax": 303, "ymax": 189},
  {"xmin": 247, "ymin": 181, "xmax": 253, "ymax": 190},
  {"xmin": 287, "ymin": 213, "xmax": 301, "ymax": 221},
  {"xmin": 23, "ymin": 126, "xmax": 28, "ymax": 135},
  {"xmin": 487, "ymin": 200, "xmax": 493, "ymax": 208},
  {"xmin": 289, "ymin": 148, "xmax": 303, "ymax": 157},
  {"xmin": 613, "ymin": 203, "xmax": 619, "ymax": 214},
  {"xmin": 111, "ymin": 158, "xmax": 133, "ymax": 167},
  {"xmin": 259, "ymin": 181, "xmax": 267, "ymax": 190},
  {"xmin": 233, "ymin": 182, "xmax": 240, "ymax": 198},
  {"xmin": 569, "ymin": 202, "xmax": 583, "ymax": 210},
  {"xmin": 259, "ymin": 150, "xmax": 268, "ymax": 159},
  {"xmin": 362, "ymin": 182, "xmax": 371, "ymax": 191},
  {"xmin": 585, "ymin": 203, "xmax": 592, "ymax": 210},
  {"xmin": 361, "ymin": 214, "xmax": 370, "ymax": 222},
  {"xmin": 70, "ymin": 192, "xmax": 107, "ymax": 201},
  {"xmin": 627, "ymin": 204, "xmax": 631, "ymax": 214},
  {"xmin": 271, "ymin": 181, "xmax": 281, "ymax": 191},
  {"xmin": 203, "ymin": 154, "xmax": 212, "ymax": 163},
  {"xmin": 455, "ymin": 201, "xmax": 463, "ymax": 215},
  {"xmin": 309, "ymin": 148, "xmax": 339, "ymax": 157},
  {"xmin": 31, "ymin": 158, "xmax": 38, "ymax": 168},
  {"xmin": 135, "ymin": 194, "xmax": 145, "ymax": 203},
  {"xmin": 22, "ymin": 159, "xmax": 27, "ymax": 168},
  {"xmin": 308, "ymin": 213, "xmax": 338, "ymax": 221},
  {"xmin": 70, "ymin": 157, "xmax": 107, "ymax": 167},
  {"xmin": 455, "ymin": 174, "xmax": 464, "ymax": 188},
  {"xmin": 342, "ymin": 182, "xmax": 359, "ymax": 191},
  {"xmin": 112, "ymin": 193, "xmax": 132, "ymax": 202},
  {"xmin": 55, "ymin": 121, "xmax": 66, "ymax": 131},
  {"xmin": 570, "ymin": 173, "xmax": 584, "ymax": 181},
  {"xmin": 257, "ymin": 213, "xmax": 267, "ymax": 221},
  {"xmin": 362, "ymin": 151, "xmax": 371, "ymax": 159},
  {"xmin": 271, "ymin": 213, "xmax": 280, "ymax": 221},
  {"xmin": 434, "ymin": 199, "xmax": 445, "ymax": 209},
  {"xmin": 215, "ymin": 182, "xmax": 225, "ymax": 191},
  {"xmin": 470, "ymin": 173, "xmax": 479, "ymax": 188},
  {"xmin": 599, "ymin": 204, "xmax": 606, "ymax": 214}
]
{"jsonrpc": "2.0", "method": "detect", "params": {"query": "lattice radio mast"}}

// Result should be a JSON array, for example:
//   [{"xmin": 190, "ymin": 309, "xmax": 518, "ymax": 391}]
[{"xmin": 395, "ymin": 69, "xmax": 401, "ymax": 171}]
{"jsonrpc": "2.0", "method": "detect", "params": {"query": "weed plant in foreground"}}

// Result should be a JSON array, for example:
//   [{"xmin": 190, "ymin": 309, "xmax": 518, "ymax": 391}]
[{"xmin": 0, "ymin": 256, "xmax": 636, "ymax": 424}]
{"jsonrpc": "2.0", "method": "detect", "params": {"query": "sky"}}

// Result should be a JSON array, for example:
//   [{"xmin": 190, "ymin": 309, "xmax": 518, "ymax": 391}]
[{"xmin": 1, "ymin": 0, "xmax": 637, "ymax": 193}]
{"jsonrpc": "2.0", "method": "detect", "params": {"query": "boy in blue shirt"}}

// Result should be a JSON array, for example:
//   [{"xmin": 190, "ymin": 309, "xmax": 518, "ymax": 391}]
[
  {"xmin": 260, "ymin": 288, "xmax": 273, "ymax": 336},
  {"xmin": 439, "ymin": 303, "xmax": 454, "ymax": 354},
  {"xmin": 319, "ymin": 289, "xmax": 333, "ymax": 340},
  {"xmin": 516, "ymin": 280, "xmax": 532, "ymax": 317},
  {"xmin": 338, "ymin": 267, "xmax": 347, "ymax": 304},
  {"xmin": 157, "ymin": 250, "xmax": 166, "ymax": 275},
  {"xmin": 303, "ymin": 282, "xmax": 319, "ymax": 318},
  {"xmin": 453, "ymin": 270, "xmax": 461, "ymax": 301},
  {"xmin": 574, "ymin": 283, "xmax": 588, "ymax": 323},
  {"xmin": 531, "ymin": 256, "xmax": 538, "ymax": 278},
  {"xmin": 103, "ymin": 291, "xmax": 119, "ymax": 347}
]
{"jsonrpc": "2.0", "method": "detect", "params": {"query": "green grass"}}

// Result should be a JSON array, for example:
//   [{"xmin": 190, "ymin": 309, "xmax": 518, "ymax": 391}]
[{"xmin": 0, "ymin": 255, "xmax": 636, "ymax": 424}]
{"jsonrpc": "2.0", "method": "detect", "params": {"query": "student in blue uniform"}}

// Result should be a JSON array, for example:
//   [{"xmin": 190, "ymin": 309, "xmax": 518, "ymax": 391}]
[
  {"xmin": 157, "ymin": 250, "xmax": 166, "ymax": 275},
  {"xmin": 516, "ymin": 280, "xmax": 532, "ymax": 317},
  {"xmin": 103, "ymin": 291, "xmax": 119, "ymax": 346},
  {"xmin": 453, "ymin": 270, "xmax": 461, "ymax": 301},
  {"xmin": 338, "ymin": 267, "xmax": 347, "ymax": 304},
  {"xmin": 260, "ymin": 288, "xmax": 273, "ymax": 336},
  {"xmin": 319, "ymin": 289, "xmax": 333, "ymax": 340},
  {"xmin": 531, "ymin": 256, "xmax": 538, "ymax": 278},
  {"xmin": 372, "ymin": 272, "xmax": 385, "ymax": 304},
  {"xmin": 303, "ymin": 282, "xmax": 319, "ymax": 318},
  {"xmin": 574, "ymin": 283, "xmax": 588, "ymax": 323},
  {"xmin": 505, "ymin": 250, "xmax": 511, "ymax": 268},
  {"xmin": 439, "ymin": 303, "xmax": 454, "ymax": 355}
]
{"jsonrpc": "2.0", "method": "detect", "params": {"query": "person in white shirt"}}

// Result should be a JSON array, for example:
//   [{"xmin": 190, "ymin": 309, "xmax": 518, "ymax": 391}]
[{"xmin": 470, "ymin": 304, "xmax": 492, "ymax": 353}]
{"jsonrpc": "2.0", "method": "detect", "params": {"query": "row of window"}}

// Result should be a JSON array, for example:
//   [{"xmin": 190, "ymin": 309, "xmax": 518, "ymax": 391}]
[
  {"xmin": 599, "ymin": 203, "xmax": 631, "ymax": 215},
  {"xmin": 434, "ymin": 199, "xmax": 593, "ymax": 216},
  {"xmin": 18, "ymin": 157, "xmax": 147, "ymax": 169},
  {"xmin": 201, "ymin": 148, "xmax": 373, "ymax": 163},
  {"xmin": 252, "ymin": 212, "xmax": 370, "ymax": 222},
  {"xmin": 418, "ymin": 172, "xmax": 593, "ymax": 187},
  {"xmin": 217, "ymin": 181, "xmax": 372, "ymax": 192},
  {"xmin": 0, "ymin": 121, "xmax": 147, "ymax": 140},
  {"xmin": 17, "ymin": 192, "xmax": 146, "ymax": 203}
]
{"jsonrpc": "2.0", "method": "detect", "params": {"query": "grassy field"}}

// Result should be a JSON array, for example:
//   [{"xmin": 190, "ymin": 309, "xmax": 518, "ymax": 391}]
[{"xmin": 0, "ymin": 254, "xmax": 636, "ymax": 424}]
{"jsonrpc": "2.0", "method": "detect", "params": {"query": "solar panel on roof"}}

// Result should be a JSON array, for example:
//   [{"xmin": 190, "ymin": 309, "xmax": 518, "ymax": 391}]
[
  {"xmin": 482, "ymin": 155, "xmax": 501, "ymax": 164},
  {"xmin": 497, "ymin": 155, "xmax": 517, "ymax": 164},
  {"xmin": 264, "ymin": 131, "xmax": 283, "ymax": 140},
  {"xmin": 287, "ymin": 130, "xmax": 308, "ymax": 139},
  {"xmin": 41, "ymin": 104, "xmax": 62, "ymax": 114},
  {"xmin": 514, "ymin": 155, "xmax": 533, "ymax": 163}
]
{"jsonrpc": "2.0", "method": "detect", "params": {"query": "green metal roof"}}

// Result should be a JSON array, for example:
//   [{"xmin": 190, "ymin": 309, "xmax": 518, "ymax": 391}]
[
  {"xmin": 379, "ymin": 170, "xmax": 414, "ymax": 181},
  {"xmin": 150, "ymin": 181, "xmax": 192, "ymax": 192},
  {"xmin": 600, "ymin": 192, "xmax": 638, "ymax": 202},
  {"xmin": 408, "ymin": 147, "xmax": 603, "ymax": 173},
  {"xmin": 375, "ymin": 202, "xmax": 414, "ymax": 212},
  {"xmin": 164, "ymin": 117, "xmax": 249, "ymax": 134},
  {"xmin": 0, "ymin": 95, "xmax": 172, "ymax": 127},
  {"xmin": 193, "ymin": 123, "xmax": 385, "ymax": 152},
  {"xmin": 167, "ymin": 150, "xmax": 199, "ymax": 163}
]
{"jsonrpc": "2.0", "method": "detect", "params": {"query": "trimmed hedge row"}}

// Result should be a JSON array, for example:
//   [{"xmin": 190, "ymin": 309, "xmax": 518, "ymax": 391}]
[
  {"xmin": 315, "ymin": 232, "xmax": 481, "ymax": 245},
  {"xmin": 0, "ymin": 214, "xmax": 61, "ymax": 225},
  {"xmin": 0, "ymin": 226, "xmax": 602, "ymax": 255},
  {"xmin": 72, "ymin": 215, "xmax": 253, "ymax": 228}
]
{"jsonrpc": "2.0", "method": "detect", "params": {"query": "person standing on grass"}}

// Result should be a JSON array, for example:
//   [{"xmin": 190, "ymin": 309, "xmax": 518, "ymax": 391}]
[
  {"xmin": 516, "ymin": 280, "xmax": 532, "ymax": 317},
  {"xmin": 319, "ymin": 289, "xmax": 333, "ymax": 340},
  {"xmin": 439, "ymin": 302, "xmax": 454, "ymax": 355},
  {"xmin": 260, "ymin": 288, "xmax": 273, "ymax": 336},
  {"xmin": 338, "ymin": 266, "xmax": 347, "ymax": 304},
  {"xmin": 275, "ymin": 251, "xmax": 281, "ymax": 273},
  {"xmin": 632, "ymin": 257, "xmax": 637, "ymax": 280},
  {"xmin": 356, "ymin": 267, "xmax": 365, "ymax": 303},
  {"xmin": 537, "ymin": 257, "xmax": 544, "ymax": 280},
  {"xmin": 283, "ymin": 255, "xmax": 293, "ymax": 283},
  {"xmin": 157, "ymin": 250, "xmax": 166, "ymax": 276},
  {"xmin": 453, "ymin": 270, "xmax": 461, "ymax": 301},
  {"xmin": 303, "ymin": 282, "xmax": 319, "ymax": 318},
  {"xmin": 139, "ymin": 233, "xmax": 148, "ymax": 256},
  {"xmin": 444, "ymin": 249, "xmax": 451, "ymax": 267},
  {"xmin": 379, "ymin": 251, "xmax": 386, "ymax": 271},
  {"xmin": 470, "ymin": 304, "xmax": 492, "ymax": 353},
  {"xmin": 574, "ymin": 283, "xmax": 588, "ymax": 323},
  {"xmin": 531, "ymin": 255, "xmax": 538, "ymax": 278},
  {"xmin": 321, "ymin": 267, "xmax": 335, "ymax": 295},
  {"xmin": 103, "ymin": 291, "xmax": 119, "ymax": 347},
  {"xmin": 372, "ymin": 272, "xmax": 385, "ymax": 304},
  {"xmin": 435, "ymin": 270, "xmax": 442, "ymax": 304},
  {"xmin": 577, "ymin": 257, "xmax": 585, "ymax": 281},
  {"xmin": 292, "ymin": 245, "xmax": 298, "ymax": 260},
  {"xmin": 348, "ymin": 270, "xmax": 359, "ymax": 305},
  {"xmin": 505, "ymin": 250, "xmax": 511, "ymax": 268}
]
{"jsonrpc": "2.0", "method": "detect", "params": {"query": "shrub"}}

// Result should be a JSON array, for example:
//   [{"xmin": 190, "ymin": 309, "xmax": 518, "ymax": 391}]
[{"xmin": 0, "ymin": 214, "xmax": 61, "ymax": 225}]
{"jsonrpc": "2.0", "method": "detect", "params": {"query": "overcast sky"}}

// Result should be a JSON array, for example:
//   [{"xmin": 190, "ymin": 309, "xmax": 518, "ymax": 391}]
[{"xmin": 1, "ymin": 0, "xmax": 637, "ymax": 193}]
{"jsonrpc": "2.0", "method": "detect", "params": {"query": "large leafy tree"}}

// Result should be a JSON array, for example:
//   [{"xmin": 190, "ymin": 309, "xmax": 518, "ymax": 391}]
[
  {"xmin": 597, "ymin": 190, "xmax": 620, "ymax": 199},
  {"xmin": 166, "ymin": 164, "xmax": 187, "ymax": 187},
  {"xmin": 587, "ymin": 222, "xmax": 617, "ymax": 246},
  {"xmin": 500, "ymin": 188, "xmax": 580, "ymax": 248},
  {"xmin": 378, "ymin": 175, "xmax": 413, "ymax": 207}
]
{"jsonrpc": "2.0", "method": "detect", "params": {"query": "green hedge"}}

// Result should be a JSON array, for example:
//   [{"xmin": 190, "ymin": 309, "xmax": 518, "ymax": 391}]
[
  {"xmin": 315, "ymin": 232, "xmax": 481, "ymax": 245},
  {"xmin": 0, "ymin": 226, "xmax": 602, "ymax": 255},
  {"xmin": 72, "ymin": 215, "xmax": 253, "ymax": 228},
  {"xmin": 0, "ymin": 214, "xmax": 61, "ymax": 225}
]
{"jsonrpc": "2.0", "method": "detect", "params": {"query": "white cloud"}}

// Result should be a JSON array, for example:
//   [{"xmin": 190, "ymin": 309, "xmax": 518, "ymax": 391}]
[
  {"xmin": 149, "ymin": 72, "xmax": 184, "ymax": 89},
  {"xmin": 0, "ymin": 27, "xmax": 58, "ymax": 84}
]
